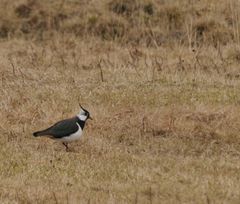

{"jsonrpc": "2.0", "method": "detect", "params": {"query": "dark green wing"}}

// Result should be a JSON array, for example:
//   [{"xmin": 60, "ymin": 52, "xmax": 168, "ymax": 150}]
[{"xmin": 44, "ymin": 117, "xmax": 79, "ymax": 138}]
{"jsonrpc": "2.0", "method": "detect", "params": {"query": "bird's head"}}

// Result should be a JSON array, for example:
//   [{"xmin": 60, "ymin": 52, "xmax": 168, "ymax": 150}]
[{"xmin": 77, "ymin": 104, "xmax": 93, "ymax": 121}]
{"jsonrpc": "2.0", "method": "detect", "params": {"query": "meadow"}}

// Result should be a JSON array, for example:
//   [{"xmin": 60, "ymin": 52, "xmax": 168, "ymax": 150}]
[{"xmin": 1, "ymin": 0, "xmax": 240, "ymax": 203}]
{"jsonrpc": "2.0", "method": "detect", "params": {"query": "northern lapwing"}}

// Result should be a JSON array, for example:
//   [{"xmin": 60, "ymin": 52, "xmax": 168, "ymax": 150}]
[{"xmin": 33, "ymin": 104, "xmax": 92, "ymax": 151}]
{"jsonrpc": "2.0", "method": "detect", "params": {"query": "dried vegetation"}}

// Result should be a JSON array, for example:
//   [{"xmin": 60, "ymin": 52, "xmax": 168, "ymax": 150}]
[{"xmin": 1, "ymin": 0, "xmax": 240, "ymax": 203}]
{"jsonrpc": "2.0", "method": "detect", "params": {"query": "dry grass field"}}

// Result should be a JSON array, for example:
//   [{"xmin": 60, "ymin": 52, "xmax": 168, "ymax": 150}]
[{"xmin": 1, "ymin": 0, "xmax": 240, "ymax": 203}]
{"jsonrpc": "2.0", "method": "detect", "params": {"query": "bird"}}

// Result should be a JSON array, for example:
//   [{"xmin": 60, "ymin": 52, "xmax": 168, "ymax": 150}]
[{"xmin": 33, "ymin": 104, "xmax": 92, "ymax": 151}]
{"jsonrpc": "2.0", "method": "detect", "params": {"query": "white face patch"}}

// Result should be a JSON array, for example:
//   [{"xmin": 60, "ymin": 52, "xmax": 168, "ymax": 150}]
[
  {"xmin": 78, "ymin": 114, "xmax": 87, "ymax": 121},
  {"xmin": 77, "ymin": 108, "xmax": 87, "ymax": 121}
]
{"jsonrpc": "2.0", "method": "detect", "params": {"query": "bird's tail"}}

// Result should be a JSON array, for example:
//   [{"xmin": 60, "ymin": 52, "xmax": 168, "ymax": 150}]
[{"xmin": 33, "ymin": 130, "xmax": 49, "ymax": 137}]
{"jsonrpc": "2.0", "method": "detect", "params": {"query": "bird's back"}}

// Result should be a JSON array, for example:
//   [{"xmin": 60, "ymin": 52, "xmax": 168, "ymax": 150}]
[{"xmin": 33, "ymin": 117, "xmax": 80, "ymax": 138}]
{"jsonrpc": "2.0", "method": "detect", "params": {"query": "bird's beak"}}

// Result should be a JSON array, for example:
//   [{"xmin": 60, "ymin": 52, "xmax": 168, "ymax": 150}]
[{"xmin": 89, "ymin": 116, "xmax": 93, "ymax": 120}]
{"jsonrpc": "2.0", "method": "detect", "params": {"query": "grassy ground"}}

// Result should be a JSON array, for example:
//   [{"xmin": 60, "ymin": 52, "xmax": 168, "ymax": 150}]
[{"xmin": 1, "ymin": 0, "xmax": 240, "ymax": 203}]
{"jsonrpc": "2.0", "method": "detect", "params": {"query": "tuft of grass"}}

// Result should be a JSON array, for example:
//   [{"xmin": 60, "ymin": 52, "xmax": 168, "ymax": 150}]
[
  {"xmin": 108, "ymin": 0, "xmax": 139, "ymax": 16},
  {"xmin": 193, "ymin": 18, "xmax": 233, "ymax": 46},
  {"xmin": 15, "ymin": 4, "xmax": 32, "ymax": 18}
]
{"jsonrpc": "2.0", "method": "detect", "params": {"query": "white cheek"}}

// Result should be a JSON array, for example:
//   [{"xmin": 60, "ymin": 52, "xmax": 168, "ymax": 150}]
[{"xmin": 79, "ymin": 114, "xmax": 87, "ymax": 121}]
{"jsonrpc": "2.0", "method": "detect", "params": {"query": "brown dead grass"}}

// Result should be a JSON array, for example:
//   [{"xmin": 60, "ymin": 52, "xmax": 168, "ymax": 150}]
[{"xmin": 1, "ymin": 0, "xmax": 240, "ymax": 203}]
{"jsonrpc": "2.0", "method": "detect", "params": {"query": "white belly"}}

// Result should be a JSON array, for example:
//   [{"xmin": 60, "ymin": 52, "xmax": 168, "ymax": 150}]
[{"xmin": 57, "ymin": 123, "xmax": 83, "ymax": 142}]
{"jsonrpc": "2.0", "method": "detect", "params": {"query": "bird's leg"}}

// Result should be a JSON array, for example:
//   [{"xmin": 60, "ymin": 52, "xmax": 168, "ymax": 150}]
[{"xmin": 62, "ymin": 142, "xmax": 69, "ymax": 151}]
